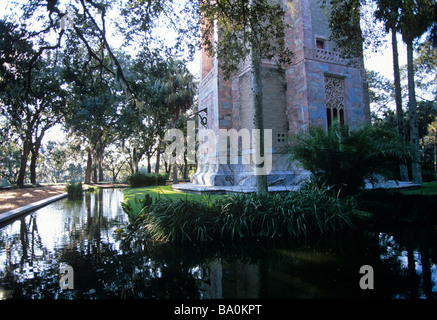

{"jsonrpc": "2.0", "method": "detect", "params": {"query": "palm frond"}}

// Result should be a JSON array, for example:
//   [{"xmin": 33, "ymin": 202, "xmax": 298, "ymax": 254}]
[{"xmin": 280, "ymin": 121, "xmax": 411, "ymax": 195}]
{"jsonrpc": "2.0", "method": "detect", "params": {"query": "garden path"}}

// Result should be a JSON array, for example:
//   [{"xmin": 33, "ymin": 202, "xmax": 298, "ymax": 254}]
[{"xmin": 0, "ymin": 185, "xmax": 66, "ymax": 214}]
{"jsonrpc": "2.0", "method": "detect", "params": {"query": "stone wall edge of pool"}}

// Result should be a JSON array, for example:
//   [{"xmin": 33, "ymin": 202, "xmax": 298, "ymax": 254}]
[{"xmin": 0, "ymin": 193, "xmax": 68, "ymax": 225}]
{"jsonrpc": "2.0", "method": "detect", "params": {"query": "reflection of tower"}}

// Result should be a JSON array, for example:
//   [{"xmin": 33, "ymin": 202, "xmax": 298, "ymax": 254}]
[
  {"xmin": 199, "ymin": 260, "xmax": 223, "ymax": 299},
  {"xmin": 191, "ymin": 0, "xmax": 370, "ymax": 188},
  {"xmin": 222, "ymin": 261, "xmax": 260, "ymax": 298},
  {"xmin": 199, "ymin": 259, "xmax": 261, "ymax": 299}
]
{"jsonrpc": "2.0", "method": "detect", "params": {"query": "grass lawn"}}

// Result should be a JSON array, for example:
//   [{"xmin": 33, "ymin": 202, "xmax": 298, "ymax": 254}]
[
  {"xmin": 123, "ymin": 185, "xmax": 223, "ymax": 205},
  {"xmin": 123, "ymin": 182, "xmax": 437, "ymax": 203},
  {"xmin": 401, "ymin": 182, "xmax": 437, "ymax": 196}
]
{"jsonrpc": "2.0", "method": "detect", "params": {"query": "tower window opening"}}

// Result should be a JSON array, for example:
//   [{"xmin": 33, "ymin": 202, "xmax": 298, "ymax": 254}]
[
  {"xmin": 316, "ymin": 39, "xmax": 325, "ymax": 49},
  {"xmin": 326, "ymin": 108, "xmax": 332, "ymax": 128},
  {"xmin": 324, "ymin": 76, "xmax": 346, "ymax": 128},
  {"xmin": 339, "ymin": 109, "xmax": 345, "ymax": 126}
]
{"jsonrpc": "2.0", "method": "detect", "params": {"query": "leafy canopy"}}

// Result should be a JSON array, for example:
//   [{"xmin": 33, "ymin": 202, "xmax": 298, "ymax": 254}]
[{"xmin": 199, "ymin": 0, "xmax": 292, "ymax": 79}]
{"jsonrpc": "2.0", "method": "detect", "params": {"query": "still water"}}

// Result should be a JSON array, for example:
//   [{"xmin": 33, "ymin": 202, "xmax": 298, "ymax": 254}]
[{"xmin": 0, "ymin": 188, "xmax": 436, "ymax": 299}]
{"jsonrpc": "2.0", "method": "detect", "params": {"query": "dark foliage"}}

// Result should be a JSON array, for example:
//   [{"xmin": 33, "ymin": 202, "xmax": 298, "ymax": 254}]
[{"xmin": 127, "ymin": 172, "xmax": 169, "ymax": 188}]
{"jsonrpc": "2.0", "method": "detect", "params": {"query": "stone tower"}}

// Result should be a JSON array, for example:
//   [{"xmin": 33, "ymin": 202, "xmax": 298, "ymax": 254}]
[{"xmin": 190, "ymin": 0, "xmax": 371, "ymax": 188}]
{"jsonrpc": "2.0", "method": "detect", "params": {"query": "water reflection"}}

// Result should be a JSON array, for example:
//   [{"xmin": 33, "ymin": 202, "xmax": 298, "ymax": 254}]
[
  {"xmin": 0, "ymin": 188, "xmax": 436, "ymax": 299},
  {"xmin": 378, "ymin": 228, "xmax": 437, "ymax": 299},
  {"xmin": 0, "ymin": 189, "xmax": 128, "ymax": 299}
]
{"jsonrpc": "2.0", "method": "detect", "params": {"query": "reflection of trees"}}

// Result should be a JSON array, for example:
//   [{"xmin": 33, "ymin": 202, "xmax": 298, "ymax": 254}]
[
  {"xmin": 378, "ymin": 227, "xmax": 437, "ymax": 299},
  {"xmin": 56, "ymin": 189, "xmax": 135, "ymax": 298},
  {"xmin": 0, "ymin": 215, "xmax": 60, "ymax": 299},
  {"xmin": 123, "ymin": 228, "xmax": 437, "ymax": 299},
  {"xmin": 117, "ymin": 242, "xmax": 211, "ymax": 299},
  {"xmin": 0, "ymin": 189, "xmax": 134, "ymax": 299},
  {"xmin": 2, "ymin": 190, "xmax": 437, "ymax": 299},
  {"xmin": 419, "ymin": 229, "xmax": 434, "ymax": 299}
]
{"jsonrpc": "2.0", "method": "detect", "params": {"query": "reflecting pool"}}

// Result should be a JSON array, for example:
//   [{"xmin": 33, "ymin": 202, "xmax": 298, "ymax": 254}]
[{"xmin": 0, "ymin": 188, "xmax": 436, "ymax": 299}]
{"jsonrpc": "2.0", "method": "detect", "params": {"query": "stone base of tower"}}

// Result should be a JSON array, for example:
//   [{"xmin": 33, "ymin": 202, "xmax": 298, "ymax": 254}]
[
  {"xmin": 171, "ymin": 179, "xmax": 421, "ymax": 195},
  {"xmin": 186, "ymin": 153, "xmax": 311, "ymax": 194},
  {"xmin": 171, "ymin": 183, "xmax": 302, "ymax": 195},
  {"xmin": 176, "ymin": 153, "xmax": 421, "ymax": 195}
]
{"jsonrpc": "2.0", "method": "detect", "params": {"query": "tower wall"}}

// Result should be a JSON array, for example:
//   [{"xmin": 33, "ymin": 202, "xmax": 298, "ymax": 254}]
[{"xmin": 191, "ymin": 0, "xmax": 370, "ymax": 187}]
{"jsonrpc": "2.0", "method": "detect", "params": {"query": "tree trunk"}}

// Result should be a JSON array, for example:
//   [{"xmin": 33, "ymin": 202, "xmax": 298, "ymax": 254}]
[
  {"xmin": 93, "ymin": 164, "xmax": 98, "ymax": 183},
  {"xmin": 112, "ymin": 167, "xmax": 116, "ymax": 182},
  {"xmin": 95, "ymin": 136, "xmax": 105, "ymax": 182},
  {"xmin": 85, "ymin": 148, "xmax": 93, "ymax": 184},
  {"xmin": 147, "ymin": 155, "xmax": 152, "ymax": 174},
  {"xmin": 172, "ymin": 164, "xmax": 178, "ymax": 184},
  {"xmin": 183, "ymin": 156, "xmax": 188, "ymax": 180},
  {"xmin": 406, "ymin": 40, "xmax": 422, "ymax": 185},
  {"xmin": 16, "ymin": 139, "xmax": 31, "ymax": 186},
  {"xmin": 29, "ymin": 137, "xmax": 44, "ymax": 184},
  {"xmin": 132, "ymin": 147, "xmax": 139, "ymax": 173},
  {"xmin": 112, "ymin": 159, "xmax": 126, "ymax": 182},
  {"xmin": 98, "ymin": 153, "xmax": 104, "ymax": 182},
  {"xmin": 392, "ymin": 29, "xmax": 409, "ymax": 181},
  {"xmin": 171, "ymin": 120, "xmax": 179, "ymax": 184},
  {"xmin": 434, "ymin": 132, "xmax": 437, "ymax": 174},
  {"xmin": 128, "ymin": 150, "xmax": 135, "ymax": 175},
  {"xmin": 251, "ymin": 0, "xmax": 268, "ymax": 195},
  {"xmin": 30, "ymin": 148, "xmax": 38, "ymax": 184},
  {"xmin": 155, "ymin": 147, "xmax": 161, "ymax": 173}
]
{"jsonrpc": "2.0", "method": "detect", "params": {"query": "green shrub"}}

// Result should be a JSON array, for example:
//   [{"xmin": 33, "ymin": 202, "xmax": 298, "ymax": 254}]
[
  {"xmin": 218, "ymin": 181, "xmax": 355, "ymax": 240},
  {"xmin": 127, "ymin": 172, "xmax": 169, "ymax": 188},
  {"xmin": 281, "ymin": 122, "xmax": 410, "ymax": 196},
  {"xmin": 65, "ymin": 181, "xmax": 83, "ymax": 200},
  {"xmin": 121, "ymin": 194, "xmax": 155, "ymax": 221},
  {"xmin": 122, "ymin": 180, "xmax": 355, "ymax": 243},
  {"xmin": 154, "ymin": 173, "xmax": 169, "ymax": 185},
  {"xmin": 86, "ymin": 186, "xmax": 98, "ymax": 192}
]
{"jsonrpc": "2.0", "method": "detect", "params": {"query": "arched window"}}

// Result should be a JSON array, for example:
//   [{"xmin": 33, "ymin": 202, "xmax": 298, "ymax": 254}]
[{"xmin": 324, "ymin": 75, "xmax": 346, "ymax": 128}]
